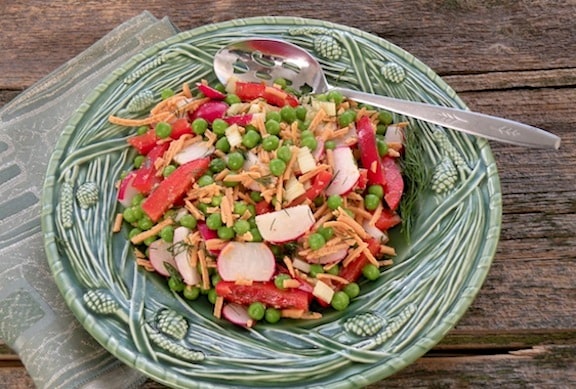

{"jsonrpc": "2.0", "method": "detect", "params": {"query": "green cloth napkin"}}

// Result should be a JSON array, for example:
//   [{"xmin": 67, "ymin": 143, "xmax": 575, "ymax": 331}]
[{"xmin": 0, "ymin": 12, "xmax": 178, "ymax": 388}]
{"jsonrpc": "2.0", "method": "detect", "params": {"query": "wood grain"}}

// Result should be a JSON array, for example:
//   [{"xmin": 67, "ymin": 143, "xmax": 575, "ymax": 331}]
[{"xmin": 1, "ymin": 0, "xmax": 575, "ymax": 387}]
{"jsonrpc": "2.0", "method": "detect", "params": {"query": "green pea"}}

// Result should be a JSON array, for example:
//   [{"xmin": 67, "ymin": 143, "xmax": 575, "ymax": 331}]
[
  {"xmin": 247, "ymin": 205, "xmax": 257, "ymax": 218},
  {"xmin": 309, "ymin": 264, "xmax": 324, "ymax": 277},
  {"xmin": 197, "ymin": 175, "xmax": 215, "ymax": 187},
  {"xmin": 327, "ymin": 194, "xmax": 343, "ymax": 210},
  {"xmin": 155, "ymin": 121, "xmax": 172, "ymax": 139},
  {"xmin": 162, "ymin": 165, "xmax": 177, "ymax": 177},
  {"xmin": 159, "ymin": 226, "xmax": 174, "ymax": 243},
  {"xmin": 211, "ymin": 273, "xmax": 222, "ymax": 287},
  {"xmin": 262, "ymin": 135, "xmax": 280, "ymax": 151},
  {"xmin": 298, "ymin": 120, "xmax": 310, "ymax": 131},
  {"xmin": 362, "ymin": 264, "xmax": 380, "ymax": 281},
  {"xmin": 207, "ymin": 288, "xmax": 218, "ymax": 304},
  {"xmin": 233, "ymin": 219, "xmax": 250, "ymax": 235},
  {"xmin": 377, "ymin": 138, "xmax": 388, "ymax": 157},
  {"xmin": 128, "ymin": 227, "xmax": 142, "ymax": 240},
  {"xmin": 212, "ymin": 119, "xmax": 228, "ymax": 137},
  {"xmin": 324, "ymin": 140, "xmax": 336, "ymax": 150},
  {"xmin": 223, "ymin": 180, "xmax": 239, "ymax": 187},
  {"xmin": 197, "ymin": 203, "xmax": 209, "ymax": 215},
  {"xmin": 376, "ymin": 124, "xmax": 387, "ymax": 135},
  {"xmin": 269, "ymin": 158, "xmax": 287, "ymax": 176},
  {"xmin": 364, "ymin": 194, "xmax": 381, "ymax": 211},
  {"xmin": 233, "ymin": 201, "xmax": 248, "ymax": 215},
  {"xmin": 225, "ymin": 93, "xmax": 241, "ymax": 105},
  {"xmin": 317, "ymin": 226, "xmax": 334, "ymax": 241},
  {"xmin": 217, "ymin": 226, "xmax": 235, "ymax": 240},
  {"xmin": 209, "ymin": 158, "xmax": 227, "ymax": 173},
  {"xmin": 273, "ymin": 77, "xmax": 288, "ymax": 89},
  {"xmin": 215, "ymin": 137, "xmax": 231, "ymax": 153},
  {"xmin": 378, "ymin": 110, "xmax": 393, "ymax": 126},
  {"xmin": 300, "ymin": 136, "xmax": 317, "ymax": 151},
  {"xmin": 206, "ymin": 213, "xmax": 222, "ymax": 230},
  {"xmin": 280, "ymin": 106, "xmax": 297, "ymax": 123},
  {"xmin": 367, "ymin": 184, "xmax": 384, "ymax": 199},
  {"xmin": 327, "ymin": 90, "xmax": 344, "ymax": 104},
  {"xmin": 192, "ymin": 118, "xmax": 208, "ymax": 135},
  {"xmin": 331, "ymin": 291, "xmax": 350, "ymax": 311},
  {"xmin": 131, "ymin": 193, "xmax": 145, "ymax": 206},
  {"xmin": 308, "ymin": 233, "xmax": 326, "ymax": 250},
  {"xmin": 327, "ymin": 264, "xmax": 339, "ymax": 276},
  {"xmin": 137, "ymin": 216, "xmax": 154, "ymax": 230},
  {"xmin": 343, "ymin": 282, "xmax": 360, "ymax": 299},
  {"xmin": 143, "ymin": 235, "xmax": 157, "ymax": 246},
  {"xmin": 264, "ymin": 307, "xmax": 281, "ymax": 323},
  {"xmin": 295, "ymin": 106, "xmax": 307, "ymax": 121},
  {"xmin": 161, "ymin": 88, "xmax": 175, "ymax": 100},
  {"xmin": 227, "ymin": 151, "xmax": 245, "ymax": 171},
  {"xmin": 338, "ymin": 110, "xmax": 356, "ymax": 127},
  {"xmin": 265, "ymin": 119, "xmax": 281, "ymax": 135},
  {"xmin": 266, "ymin": 111, "xmax": 282, "ymax": 122},
  {"xmin": 168, "ymin": 277, "xmax": 185, "ymax": 292},
  {"xmin": 274, "ymin": 273, "xmax": 292, "ymax": 290},
  {"xmin": 179, "ymin": 214, "xmax": 197, "ymax": 229},
  {"xmin": 277, "ymin": 145, "xmax": 292, "ymax": 162},
  {"xmin": 250, "ymin": 227, "xmax": 263, "ymax": 242},
  {"xmin": 183, "ymin": 285, "xmax": 200, "ymax": 300},
  {"xmin": 133, "ymin": 155, "xmax": 146, "ymax": 168},
  {"xmin": 242, "ymin": 130, "xmax": 261, "ymax": 149},
  {"xmin": 211, "ymin": 195, "xmax": 223, "ymax": 207},
  {"xmin": 122, "ymin": 206, "xmax": 140, "ymax": 224},
  {"xmin": 248, "ymin": 302, "xmax": 266, "ymax": 320},
  {"xmin": 137, "ymin": 125, "xmax": 149, "ymax": 135}
]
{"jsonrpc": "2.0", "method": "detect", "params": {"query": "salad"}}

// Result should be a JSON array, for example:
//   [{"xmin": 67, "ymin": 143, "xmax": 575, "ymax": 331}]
[{"xmin": 110, "ymin": 78, "xmax": 407, "ymax": 327}]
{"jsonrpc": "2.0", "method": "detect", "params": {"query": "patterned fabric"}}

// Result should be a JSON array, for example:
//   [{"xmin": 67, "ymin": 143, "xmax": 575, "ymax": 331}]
[{"xmin": 0, "ymin": 12, "xmax": 178, "ymax": 388}]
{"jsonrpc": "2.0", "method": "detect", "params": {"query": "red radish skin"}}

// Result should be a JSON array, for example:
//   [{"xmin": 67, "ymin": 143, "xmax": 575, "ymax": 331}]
[
  {"xmin": 221, "ymin": 303, "xmax": 253, "ymax": 327},
  {"xmin": 217, "ymin": 242, "xmax": 276, "ymax": 282},
  {"xmin": 197, "ymin": 83, "xmax": 226, "ymax": 100},
  {"xmin": 255, "ymin": 205, "xmax": 315, "ymax": 243},
  {"xmin": 148, "ymin": 239, "xmax": 177, "ymax": 277},
  {"xmin": 117, "ymin": 171, "xmax": 139, "ymax": 208},
  {"xmin": 325, "ymin": 147, "xmax": 360, "ymax": 196},
  {"xmin": 363, "ymin": 220, "xmax": 389, "ymax": 244},
  {"xmin": 189, "ymin": 101, "xmax": 228, "ymax": 123}
]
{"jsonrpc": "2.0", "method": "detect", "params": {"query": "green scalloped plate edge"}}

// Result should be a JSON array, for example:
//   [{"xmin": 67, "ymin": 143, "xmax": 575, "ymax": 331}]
[{"xmin": 41, "ymin": 16, "xmax": 502, "ymax": 388}]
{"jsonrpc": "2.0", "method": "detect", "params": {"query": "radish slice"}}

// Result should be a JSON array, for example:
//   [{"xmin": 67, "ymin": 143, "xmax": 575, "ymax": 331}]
[
  {"xmin": 385, "ymin": 124, "xmax": 405, "ymax": 145},
  {"xmin": 148, "ymin": 239, "xmax": 177, "ymax": 277},
  {"xmin": 325, "ymin": 147, "xmax": 360, "ymax": 196},
  {"xmin": 117, "ymin": 171, "xmax": 140, "ymax": 207},
  {"xmin": 173, "ymin": 141, "xmax": 214, "ymax": 165},
  {"xmin": 255, "ymin": 204, "xmax": 315, "ymax": 243},
  {"xmin": 173, "ymin": 226, "xmax": 200, "ymax": 285},
  {"xmin": 312, "ymin": 138, "xmax": 325, "ymax": 161},
  {"xmin": 189, "ymin": 101, "xmax": 228, "ymax": 123},
  {"xmin": 222, "ymin": 303, "xmax": 253, "ymax": 327},
  {"xmin": 333, "ymin": 124, "xmax": 358, "ymax": 147},
  {"xmin": 307, "ymin": 247, "xmax": 348, "ymax": 265},
  {"xmin": 217, "ymin": 242, "xmax": 275, "ymax": 282},
  {"xmin": 363, "ymin": 220, "xmax": 389, "ymax": 244},
  {"xmin": 242, "ymin": 151, "xmax": 270, "ymax": 191}
]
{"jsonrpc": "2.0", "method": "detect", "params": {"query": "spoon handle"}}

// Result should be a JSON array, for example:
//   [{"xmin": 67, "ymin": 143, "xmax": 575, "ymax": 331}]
[{"xmin": 331, "ymin": 87, "xmax": 560, "ymax": 149}]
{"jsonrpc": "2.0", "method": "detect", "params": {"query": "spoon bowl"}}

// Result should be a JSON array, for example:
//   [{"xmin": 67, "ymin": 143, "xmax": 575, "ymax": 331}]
[{"xmin": 214, "ymin": 38, "xmax": 560, "ymax": 149}]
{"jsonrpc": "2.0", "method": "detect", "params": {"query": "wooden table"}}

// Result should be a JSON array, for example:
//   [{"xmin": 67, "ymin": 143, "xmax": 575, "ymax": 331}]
[{"xmin": 2, "ymin": 1, "xmax": 575, "ymax": 387}]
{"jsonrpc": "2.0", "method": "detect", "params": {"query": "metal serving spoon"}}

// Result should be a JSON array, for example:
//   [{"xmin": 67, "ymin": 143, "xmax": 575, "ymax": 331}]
[{"xmin": 214, "ymin": 38, "xmax": 561, "ymax": 149}]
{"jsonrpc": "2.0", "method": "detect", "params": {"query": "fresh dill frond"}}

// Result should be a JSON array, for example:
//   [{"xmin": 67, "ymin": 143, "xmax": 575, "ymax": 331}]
[{"xmin": 399, "ymin": 125, "xmax": 431, "ymax": 242}]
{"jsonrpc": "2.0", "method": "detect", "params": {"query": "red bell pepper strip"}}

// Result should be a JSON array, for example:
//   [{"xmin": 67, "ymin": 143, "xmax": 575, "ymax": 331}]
[
  {"xmin": 339, "ymin": 238, "xmax": 381, "ymax": 283},
  {"xmin": 128, "ymin": 128, "xmax": 158, "ymax": 155},
  {"xmin": 254, "ymin": 200, "xmax": 272, "ymax": 215},
  {"xmin": 374, "ymin": 209, "xmax": 402, "ymax": 231},
  {"xmin": 215, "ymin": 281, "xmax": 311, "ymax": 310},
  {"xmin": 196, "ymin": 83, "xmax": 226, "ymax": 100},
  {"xmin": 356, "ymin": 116, "xmax": 386, "ymax": 187},
  {"xmin": 305, "ymin": 170, "xmax": 333, "ymax": 200},
  {"xmin": 355, "ymin": 168, "xmax": 368, "ymax": 191},
  {"xmin": 131, "ymin": 143, "xmax": 169, "ymax": 194},
  {"xmin": 141, "ymin": 157, "xmax": 210, "ymax": 222},
  {"xmin": 382, "ymin": 156, "xmax": 404, "ymax": 211},
  {"xmin": 169, "ymin": 118, "xmax": 193, "ymax": 139},
  {"xmin": 233, "ymin": 81, "xmax": 299, "ymax": 107}
]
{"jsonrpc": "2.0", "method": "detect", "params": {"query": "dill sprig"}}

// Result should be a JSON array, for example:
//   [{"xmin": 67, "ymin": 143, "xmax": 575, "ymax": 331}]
[{"xmin": 399, "ymin": 125, "xmax": 431, "ymax": 242}]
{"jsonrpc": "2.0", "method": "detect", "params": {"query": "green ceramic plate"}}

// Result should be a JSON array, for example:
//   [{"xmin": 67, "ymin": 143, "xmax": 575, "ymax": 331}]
[{"xmin": 42, "ymin": 16, "xmax": 501, "ymax": 388}]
